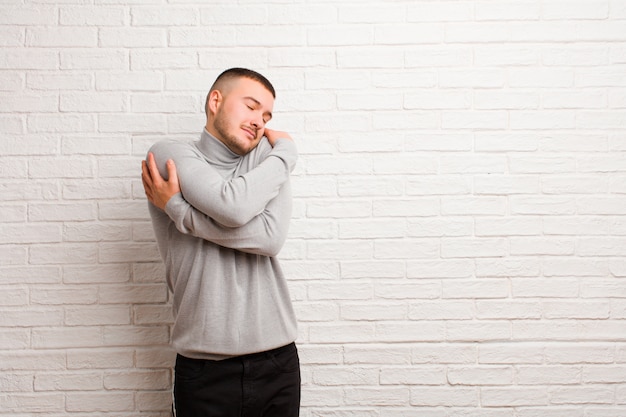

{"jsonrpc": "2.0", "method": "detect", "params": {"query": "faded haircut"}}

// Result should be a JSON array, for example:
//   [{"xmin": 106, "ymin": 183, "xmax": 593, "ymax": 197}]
[{"xmin": 205, "ymin": 68, "xmax": 276, "ymax": 116}]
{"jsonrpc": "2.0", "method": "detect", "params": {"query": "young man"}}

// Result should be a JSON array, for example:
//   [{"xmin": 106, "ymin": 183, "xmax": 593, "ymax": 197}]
[{"xmin": 141, "ymin": 68, "xmax": 300, "ymax": 416}]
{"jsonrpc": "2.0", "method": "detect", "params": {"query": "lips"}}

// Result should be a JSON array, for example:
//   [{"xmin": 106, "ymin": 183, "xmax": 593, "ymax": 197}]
[{"xmin": 241, "ymin": 126, "xmax": 256, "ymax": 140}]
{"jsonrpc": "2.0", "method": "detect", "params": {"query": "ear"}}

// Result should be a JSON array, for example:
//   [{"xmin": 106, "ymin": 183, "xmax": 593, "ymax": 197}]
[{"xmin": 206, "ymin": 90, "xmax": 222, "ymax": 116}]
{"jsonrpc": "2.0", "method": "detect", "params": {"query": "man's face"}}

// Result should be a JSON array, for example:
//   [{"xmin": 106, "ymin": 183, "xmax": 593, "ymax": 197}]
[{"xmin": 209, "ymin": 77, "xmax": 274, "ymax": 156}]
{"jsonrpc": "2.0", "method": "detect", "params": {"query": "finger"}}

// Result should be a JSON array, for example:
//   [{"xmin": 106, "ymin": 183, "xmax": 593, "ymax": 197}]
[
  {"xmin": 166, "ymin": 159, "xmax": 178, "ymax": 186},
  {"xmin": 146, "ymin": 152, "xmax": 163, "ymax": 186},
  {"xmin": 141, "ymin": 160, "xmax": 151, "ymax": 182}
]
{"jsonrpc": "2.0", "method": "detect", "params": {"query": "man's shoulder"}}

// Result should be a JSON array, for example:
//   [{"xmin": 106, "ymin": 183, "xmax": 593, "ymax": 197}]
[
  {"xmin": 148, "ymin": 138, "xmax": 196, "ymax": 157},
  {"xmin": 248, "ymin": 137, "xmax": 272, "ymax": 159}
]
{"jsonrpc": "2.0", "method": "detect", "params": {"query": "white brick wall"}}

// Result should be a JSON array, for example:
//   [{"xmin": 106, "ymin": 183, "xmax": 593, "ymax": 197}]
[{"xmin": 1, "ymin": 0, "xmax": 625, "ymax": 415}]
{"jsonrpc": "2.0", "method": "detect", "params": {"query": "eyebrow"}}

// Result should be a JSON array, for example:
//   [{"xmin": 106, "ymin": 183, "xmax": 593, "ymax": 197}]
[{"xmin": 244, "ymin": 96, "xmax": 273, "ymax": 120}]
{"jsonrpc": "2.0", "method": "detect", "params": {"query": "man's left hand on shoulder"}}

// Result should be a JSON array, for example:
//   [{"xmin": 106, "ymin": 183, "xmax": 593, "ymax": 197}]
[{"xmin": 264, "ymin": 128, "xmax": 292, "ymax": 147}]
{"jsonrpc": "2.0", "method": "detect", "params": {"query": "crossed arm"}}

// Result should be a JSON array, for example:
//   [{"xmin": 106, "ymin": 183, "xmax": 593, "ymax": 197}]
[{"xmin": 142, "ymin": 129, "xmax": 296, "ymax": 256}]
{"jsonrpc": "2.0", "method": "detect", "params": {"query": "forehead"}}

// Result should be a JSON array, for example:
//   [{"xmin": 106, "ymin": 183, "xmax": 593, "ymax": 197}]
[{"xmin": 230, "ymin": 78, "xmax": 275, "ymax": 109}]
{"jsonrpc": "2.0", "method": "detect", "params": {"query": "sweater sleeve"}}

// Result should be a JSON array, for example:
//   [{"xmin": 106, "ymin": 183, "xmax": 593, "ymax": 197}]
[
  {"xmin": 164, "ymin": 178, "xmax": 293, "ymax": 257},
  {"xmin": 149, "ymin": 137, "xmax": 297, "ymax": 228}
]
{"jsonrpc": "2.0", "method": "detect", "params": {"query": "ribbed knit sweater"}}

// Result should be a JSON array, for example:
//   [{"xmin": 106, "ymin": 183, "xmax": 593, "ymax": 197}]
[{"xmin": 147, "ymin": 128, "xmax": 298, "ymax": 360}]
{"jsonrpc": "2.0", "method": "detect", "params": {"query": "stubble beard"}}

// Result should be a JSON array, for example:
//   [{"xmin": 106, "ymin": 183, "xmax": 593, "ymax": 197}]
[{"xmin": 213, "ymin": 110, "xmax": 255, "ymax": 156}]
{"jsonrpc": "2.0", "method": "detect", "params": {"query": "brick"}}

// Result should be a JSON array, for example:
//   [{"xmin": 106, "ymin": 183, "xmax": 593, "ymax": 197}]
[
  {"xmin": 309, "ymin": 323, "xmax": 375, "ymax": 343},
  {"xmin": 0, "ymin": 49, "xmax": 59, "ymax": 70},
  {"xmin": 542, "ymin": 0, "xmax": 609, "ymax": 20},
  {"xmin": 281, "ymin": 260, "xmax": 339, "ymax": 281},
  {"xmin": 375, "ymin": 282, "xmax": 441, "ymax": 300},
  {"xmin": 476, "ymin": 258, "xmax": 540, "ymax": 278},
  {"xmin": 29, "ymin": 243, "xmax": 98, "ymax": 265},
  {"xmin": 479, "ymin": 343, "xmax": 544, "ymax": 364},
  {"xmin": 60, "ymin": 92, "xmax": 127, "ymax": 113},
  {"xmin": 542, "ymin": 258, "xmax": 608, "ymax": 277},
  {"xmin": 0, "ymin": 224, "xmax": 61, "ymax": 244},
  {"xmin": 267, "ymin": 47, "xmax": 335, "ymax": 68},
  {"xmin": 99, "ymin": 113, "xmax": 167, "ymax": 133},
  {"xmin": 32, "ymin": 327, "xmax": 103, "ymax": 349},
  {"xmin": 131, "ymin": 6, "xmax": 199, "ymax": 26},
  {"xmin": 337, "ymin": 48, "xmax": 404, "ymax": 69},
  {"xmin": 67, "ymin": 348, "xmax": 134, "ymax": 370},
  {"xmin": 97, "ymin": 71, "xmax": 162, "ymax": 91},
  {"xmin": 510, "ymin": 237, "xmax": 575, "ymax": 256},
  {"xmin": 66, "ymin": 305, "xmax": 131, "ymax": 326},
  {"xmin": 345, "ymin": 387, "xmax": 409, "ymax": 406},
  {"xmin": 0, "ymin": 114, "xmax": 24, "ymax": 134},
  {"xmin": 512, "ymin": 278, "xmax": 579, "ymax": 298},
  {"xmin": 63, "ymin": 222, "xmax": 131, "ymax": 242},
  {"xmin": 475, "ymin": 217, "xmax": 541, "ymax": 236},
  {"xmin": 442, "ymin": 111, "xmax": 508, "ymax": 129},
  {"xmin": 374, "ymin": 239, "xmax": 440, "ymax": 260},
  {"xmin": 476, "ymin": 301, "xmax": 542, "ymax": 320},
  {"xmin": 59, "ymin": 6, "xmax": 126, "ymax": 25},
  {"xmin": 0, "ymin": 266, "xmax": 61, "ymax": 284},
  {"xmin": 133, "ymin": 305, "xmax": 173, "ymax": 325},
  {"xmin": 375, "ymin": 198, "xmax": 440, "ymax": 217},
  {"xmin": 510, "ymin": 196, "xmax": 576, "ymax": 215},
  {"xmin": 341, "ymin": 302, "xmax": 406, "ymax": 321},
  {"xmin": 309, "ymin": 25, "xmax": 373, "ymax": 46},
  {"xmin": 0, "ymin": 371, "xmax": 33, "ymax": 392},
  {"xmin": 30, "ymin": 285, "xmax": 98, "ymax": 306},
  {"xmin": 0, "ymin": 92, "xmax": 58, "ymax": 112},
  {"xmin": 104, "ymin": 369, "xmax": 170, "ymax": 390},
  {"xmin": 26, "ymin": 27, "xmax": 97, "ymax": 47},
  {"xmin": 296, "ymin": 302, "xmax": 332, "ymax": 322},
  {"xmin": 481, "ymin": 387, "xmax": 548, "ymax": 407},
  {"xmin": 60, "ymin": 49, "xmax": 128, "ymax": 70},
  {"xmin": 27, "ymin": 73, "xmax": 92, "ymax": 91},
  {"xmin": 103, "ymin": 325, "xmax": 169, "ymax": 346},
  {"xmin": 583, "ymin": 365, "xmax": 626, "ymax": 383},
  {"xmin": 35, "ymin": 371, "xmax": 103, "ymax": 391},
  {"xmin": 0, "ymin": 285, "xmax": 28, "ymax": 306},
  {"xmin": 550, "ymin": 386, "xmax": 614, "ymax": 405},
  {"xmin": 135, "ymin": 347, "xmax": 176, "ymax": 368},
  {"xmin": 0, "ymin": 308, "xmax": 63, "ymax": 327},
  {"xmin": 28, "ymin": 114, "xmax": 95, "ymax": 133},
  {"xmin": 476, "ymin": 1, "xmax": 540, "ymax": 20},
  {"xmin": 448, "ymin": 366, "xmax": 513, "ymax": 385},
  {"xmin": 539, "ymin": 134, "xmax": 608, "ymax": 152},
  {"xmin": 376, "ymin": 23, "xmax": 443, "ymax": 45},
  {"xmin": 407, "ymin": 259, "xmax": 474, "ymax": 279},
  {"xmin": 66, "ymin": 392, "xmax": 134, "ymax": 412},
  {"xmin": 510, "ymin": 22, "xmax": 577, "ymax": 42},
  {"xmin": 410, "ymin": 386, "xmax": 478, "ymax": 407},
  {"xmin": 443, "ymin": 279, "xmax": 509, "ymax": 299},
  {"xmin": 28, "ymin": 157, "xmax": 94, "ymax": 178},
  {"xmin": 0, "ymin": 393, "xmax": 64, "ymax": 413},
  {"xmin": 136, "ymin": 390, "xmax": 172, "ymax": 412},
  {"xmin": 313, "ymin": 366, "xmax": 378, "ymax": 386},
  {"xmin": 62, "ymin": 135, "xmax": 131, "ymax": 155},
  {"xmin": 514, "ymin": 320, "xmax": 626, "ymax": 341},
  {"xmin": 0, "ymin": 157, "xmax": 27, "ymax": 179},
  {"xmin": 0, "ymin": 6, "xmax": 56, "ymax": 25},
  {"xmin": 339, "ymin": 4, "xmax": 405, "ymax": 23},
  {"xmin": 409, "ymin": 301, "xmax": 473, "ymax": 320},
  {"xmin": 475, "ymin": 91, "xmax": 539, "ymax": 110}
]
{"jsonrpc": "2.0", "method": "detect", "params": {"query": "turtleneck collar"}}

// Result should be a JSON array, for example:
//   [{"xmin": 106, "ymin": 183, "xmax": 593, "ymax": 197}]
[{"xmin": 196, "ymin": 128, "xmax": 242, "ymax": 166}]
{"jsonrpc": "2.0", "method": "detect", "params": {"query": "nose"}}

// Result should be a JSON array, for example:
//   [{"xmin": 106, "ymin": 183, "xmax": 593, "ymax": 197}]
[{"xmin": 250, "ymin": 112, "xmax": 265, "ymax": 129}]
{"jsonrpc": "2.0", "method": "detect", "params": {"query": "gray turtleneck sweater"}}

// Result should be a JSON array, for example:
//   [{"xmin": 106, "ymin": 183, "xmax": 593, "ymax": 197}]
[{"xmin": 147, "ymin": 129, "xmax": 298, "ymax": 360}]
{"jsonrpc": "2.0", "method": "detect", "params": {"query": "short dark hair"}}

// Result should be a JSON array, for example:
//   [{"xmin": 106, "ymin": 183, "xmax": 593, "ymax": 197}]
[{"xmin": 205, "ymin": 68, "xmax": 276, "ymax": 116}]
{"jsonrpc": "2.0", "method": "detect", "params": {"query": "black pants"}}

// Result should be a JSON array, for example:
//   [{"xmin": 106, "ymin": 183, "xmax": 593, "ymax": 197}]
[{"xmin": 173, "ymin": 343, "xmax": 301, "ymax": 417}]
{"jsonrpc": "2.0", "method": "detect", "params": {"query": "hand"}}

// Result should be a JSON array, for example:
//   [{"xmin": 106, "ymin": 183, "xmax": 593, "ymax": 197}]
[
  {"xmin": 141, "ymin": 152, "xmax": 181, "ymax": 210},
  {"xmin": 264, "ymin": 128, "xmax": 292, "ymax": 147}
]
